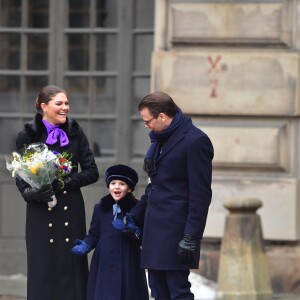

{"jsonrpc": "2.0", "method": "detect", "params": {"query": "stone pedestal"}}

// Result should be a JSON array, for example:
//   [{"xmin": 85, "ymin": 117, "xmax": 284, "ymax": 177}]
[{"xmin": 217, "ymin": 198, "xmax": 272, "ymax": 299}]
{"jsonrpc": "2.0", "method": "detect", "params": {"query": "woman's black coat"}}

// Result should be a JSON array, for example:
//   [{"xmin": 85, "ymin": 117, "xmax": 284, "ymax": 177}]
[
  {"xmin": 15, "ymin": 113, "xmax": 99, "ymax": 300},
  {"xmin": 84, "ymin": 194, "xmax": 149, "ymax": 300}
]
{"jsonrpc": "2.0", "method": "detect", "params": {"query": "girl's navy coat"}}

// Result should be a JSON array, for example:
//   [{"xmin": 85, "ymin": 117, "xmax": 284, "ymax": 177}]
[
  {"xmin": 84, "ymin": 194, "xmax": 149, "ymax": 300},
  {"xmin": 131, "ymin": 117, "xmax": 214, "ymax": 270},
  {"xmin": 16, "ymin": 113, "xmax": 99, "ymax": 300}
]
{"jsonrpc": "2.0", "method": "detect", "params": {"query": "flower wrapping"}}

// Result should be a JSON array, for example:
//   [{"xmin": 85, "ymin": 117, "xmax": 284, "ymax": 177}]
[{"xmin": 6, "ymin": 143, "xmax": 73, "ymax": 208}]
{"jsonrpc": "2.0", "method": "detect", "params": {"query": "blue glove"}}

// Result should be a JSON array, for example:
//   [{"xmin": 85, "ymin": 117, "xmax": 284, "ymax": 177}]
[
  {"xmin": 112, "ymin": 218, "xmax": 126, "ymax": 230},
  {"xmin": 112, "ymin": 213, "xmax": 141, "ymax": 240},
  {"xmin": 125, "ymin": 213, "xmax": 141, "ymax": 238},
  {"xmin": 71, "ymin": 239, "xmax": 91, "ymax": 256}
]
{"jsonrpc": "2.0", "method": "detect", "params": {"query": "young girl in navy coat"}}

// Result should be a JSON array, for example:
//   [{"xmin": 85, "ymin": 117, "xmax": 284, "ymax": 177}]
[{"xmin": 71, "ymin": 164, "xmax": 149, "ymax": 300}]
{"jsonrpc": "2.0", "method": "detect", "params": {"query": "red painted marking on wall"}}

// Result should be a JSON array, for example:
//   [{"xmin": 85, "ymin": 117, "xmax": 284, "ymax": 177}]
[{"xmin": 208, "ymin": 55, "xmax": 222, "ymax": 98}]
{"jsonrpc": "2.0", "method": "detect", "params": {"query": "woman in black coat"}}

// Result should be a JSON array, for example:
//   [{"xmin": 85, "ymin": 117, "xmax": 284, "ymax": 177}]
[{"xmin": 15, "ymin": 85, "xmax": 99, "ymax": 300}]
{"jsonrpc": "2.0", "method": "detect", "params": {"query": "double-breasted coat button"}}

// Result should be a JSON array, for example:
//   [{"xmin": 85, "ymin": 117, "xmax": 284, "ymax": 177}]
[
  {"xmin": 63, "ymin": 191, "xmax": 67, "ymax": 194},
  {"xmin": 64, "ymin": 206, "xmax": 68, "ymax": 211},
  {"xmin": 48, "ymin": 223, "xmax": 53, "ymax": 227},
  {"xmin": 65, "ymin": 222, "xmax": 69, "ymax": 226},
  {"xmin": 65, "ymin": 238, "xmax": 69, "ymax": 242},
  {"xmin": 49, "ymin": 239, "xmax": 54, "ymax": 243}
]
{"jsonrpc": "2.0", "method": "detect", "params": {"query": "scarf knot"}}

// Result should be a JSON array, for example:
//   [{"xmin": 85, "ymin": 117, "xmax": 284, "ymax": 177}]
[
  {"xmin": 112, "ymin": 203, "xmax": 121, "ymax": 220},
  {"xmin": 42, "ymin": 120, "xmax": 69, "ymax": 147},
  {"xmin": 143, "ymin": 109, "xmax": 187, "ymax": 176}
]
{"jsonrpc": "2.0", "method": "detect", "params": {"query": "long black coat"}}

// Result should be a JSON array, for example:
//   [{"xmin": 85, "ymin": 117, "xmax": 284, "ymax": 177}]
[
  {"xmin": 84, "ymin": 194, "xmax": 149, "ymax": 300},
  {"xmin": 131, "ymin": 117, "xmax": 214, "ymax": 270},
  {"xmin": 15, "ymin": 113, "xmax": 99, "ymax": 300}
]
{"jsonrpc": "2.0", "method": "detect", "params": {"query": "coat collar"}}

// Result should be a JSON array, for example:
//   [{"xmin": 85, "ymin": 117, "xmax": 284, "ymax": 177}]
[
  {"xmin": 24, "ymin": 113, "xmax": 80, "ymax": 141},
  {"xmin": 100, "ymin": 193, "xmax": 138, "ymax": 212},
  {"xmin": 157, "ymin": 118, "xmax": 192, "ymax": 163}
]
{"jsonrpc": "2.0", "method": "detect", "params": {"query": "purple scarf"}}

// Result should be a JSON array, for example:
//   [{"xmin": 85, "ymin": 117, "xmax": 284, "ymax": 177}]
[{"xmin": 42, "ymin": 120, "xmax": 69, "ymax": 147}]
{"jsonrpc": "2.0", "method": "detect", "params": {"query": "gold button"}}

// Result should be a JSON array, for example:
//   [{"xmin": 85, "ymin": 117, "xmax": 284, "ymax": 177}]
[
  {"xmin": 63, "ymin": 191, "xmax": 67, "ymax": 194},
  {"xmin": 48, "ymin": 207, "xmax": 52, "ymax": 211},
  {"xmin": 64, "ymin": 206, "xmax": 68, "ymax": 211},
  {"xmin": 65, "ymin": 222, "xmax": 69, "ymax": 226},
  {"xmin": 49, "ymin": 239, "xmax": 54, "ymax": 243},
  {"xmin": 65, "ymin": 238, "xmax": 69, "ymax": 242},
  {"xmin": 48, "ymin": 223, "xmax": 53, "ymax": 227}
]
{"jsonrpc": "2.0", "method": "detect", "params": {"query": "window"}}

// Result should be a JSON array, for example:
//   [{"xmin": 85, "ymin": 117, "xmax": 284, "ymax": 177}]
[{"xmin": 0, "ymin": 0, "xmax": 154, "ymax": 161}]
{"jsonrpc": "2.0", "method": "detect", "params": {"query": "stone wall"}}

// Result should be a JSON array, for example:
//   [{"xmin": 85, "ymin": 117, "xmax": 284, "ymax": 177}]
[{"xmin": 153, "ymin": 0, "xmax": 300, "ymax": 293}]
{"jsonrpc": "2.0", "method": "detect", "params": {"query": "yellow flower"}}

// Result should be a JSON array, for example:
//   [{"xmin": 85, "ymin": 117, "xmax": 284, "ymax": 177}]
[{"xmin": 29, "ymin": 162, "xmax": 43, "ymax": 174}]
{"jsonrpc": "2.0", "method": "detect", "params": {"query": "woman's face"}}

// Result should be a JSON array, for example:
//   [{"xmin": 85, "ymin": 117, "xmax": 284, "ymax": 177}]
[
  {"xmin": 109, "ymin": 180, "xmax": 131, "ymax": 202},
  {"xmin": 41, "ymin": 92, "xmax": 69, "ymax": 125}
]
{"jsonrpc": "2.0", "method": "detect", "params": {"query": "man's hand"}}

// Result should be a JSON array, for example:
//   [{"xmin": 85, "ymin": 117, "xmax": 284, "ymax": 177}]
[
  {"xmin": 125, "ymin": 213, "xmax": 141, "ymax": 239},
  {"xmin": 177, "ymin": 234, "xmax": 199, "ymax": 264},
  {"xmin": 112, "ymin": 213, "xmax": 141, "ymax": 241}
]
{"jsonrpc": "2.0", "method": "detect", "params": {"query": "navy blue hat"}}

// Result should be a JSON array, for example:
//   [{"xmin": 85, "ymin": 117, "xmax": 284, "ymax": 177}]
[{"xmin": 105, "ymin": 164, "xmax": 139, "ymax": 191}]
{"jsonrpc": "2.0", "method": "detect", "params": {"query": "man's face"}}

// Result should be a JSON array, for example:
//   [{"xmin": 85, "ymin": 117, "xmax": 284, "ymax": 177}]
[{"xmin": 140, "ymin": 107, "xmax": 170, "ymax": 132}]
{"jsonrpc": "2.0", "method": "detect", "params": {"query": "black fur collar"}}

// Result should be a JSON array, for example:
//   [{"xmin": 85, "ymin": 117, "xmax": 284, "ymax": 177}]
[
  {"xmin": 100, "ymin": 194, "xmax": 138, "ymax": 213},
  {"xmin": 24, "ymin": 113, "xmax": 80, "ymax": 141}
]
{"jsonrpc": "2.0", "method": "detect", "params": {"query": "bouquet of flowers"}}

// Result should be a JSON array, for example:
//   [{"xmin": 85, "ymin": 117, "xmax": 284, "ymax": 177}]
[
  {"xmin": 6, "ymin": 143, "xmax": 73, "ymax": 208},
  {"xmin": 53, "ymin": 150, "xmax": 73, "ymax": 188}
]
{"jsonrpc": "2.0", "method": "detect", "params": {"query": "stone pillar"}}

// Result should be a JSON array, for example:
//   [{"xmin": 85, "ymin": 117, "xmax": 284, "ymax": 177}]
[{"xmin": 217, "ymin": 198, "xmax": 272, "ymax": 299}]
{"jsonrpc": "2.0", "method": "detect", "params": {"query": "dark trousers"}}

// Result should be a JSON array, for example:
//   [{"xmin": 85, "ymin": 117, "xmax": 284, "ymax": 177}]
[{"xmin": 148, "ymin": 269, "xmax": 194, "ymax": 300}]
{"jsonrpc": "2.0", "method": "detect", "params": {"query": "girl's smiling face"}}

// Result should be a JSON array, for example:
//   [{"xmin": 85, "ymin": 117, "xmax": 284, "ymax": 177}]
[
  {"xmin": 109, "ymin": 180, "xmax": 131, "ymax": 201},
  {"xmin": 41, "ymin": 92, "xmax": 69, "ymax": 125}
]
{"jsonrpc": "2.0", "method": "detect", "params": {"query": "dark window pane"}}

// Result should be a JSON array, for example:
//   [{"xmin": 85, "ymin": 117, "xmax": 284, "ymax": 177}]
[
  {"xmin": 0, "ymin": 76, "xmax": 20, "ymax": 112},
  {"xmin": 94, "ymin": 77, "xmax": 117, "ymax": 114},
  {"xmin": 92, "ymin": 120, "xmax": 115, "ymax": 157},
  {"xmin": 28, "ymin": 0, "xmax": 49, "ymax": 28},
  {"xmin": 0, "ymin": 33, "xmax": 21, "ymax": 69},
  {"xmin": 135, "ymin": 0, "xmax": 154, "ymax": 28},
  {"xmin": 0, "ymin": 0, "xmax": 22, "ymax": 27},
  {"xmin": 132, "ymin": 120, "xmax": 149, "ymax": 158},
  {"xmin": 96, "ymin": 0, "xmax": 118, "ymax": 28},
  {"xmin": 25, "ymin": 76, "xmax": 48, "ymax": 113},
  {"xmin": 0, "ymin": 119, "xmax": 22, "ymax": 153},
  {"xmin": 67, "ymin": 34, "xmax": 89, "ymax": 70},
  {"xmin": 133, "ymin": 78, "xmax": 150, "ymax": 114},
  {"xmin": 96, "ymin": 34, "xmax": 117, "ymax": 71},
  {"xmin": 68, "ymin": 0, "xmax": 90, "ymax": 28},
  {"xmin": 28, "ymin": 34, "xmax": 48, "ymax": 70},
  {"xmin": 64, "ymin": 77, "xmax": 89, "ymax": 114},
  {"xmin": 134, "ymin": 34, "xmax": 153, "ymax": 72}
]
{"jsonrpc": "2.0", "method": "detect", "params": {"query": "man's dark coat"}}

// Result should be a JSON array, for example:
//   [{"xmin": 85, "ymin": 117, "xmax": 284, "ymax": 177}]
[{"xmin": 131, "ymin": 118, "xmax": 214, "ymax": 270}]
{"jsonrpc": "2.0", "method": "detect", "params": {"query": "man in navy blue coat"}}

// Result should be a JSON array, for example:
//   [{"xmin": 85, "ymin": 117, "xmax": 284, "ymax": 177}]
[{"xmin": 131, "ymin": 91, "xmax": 214, "ymax": 300}]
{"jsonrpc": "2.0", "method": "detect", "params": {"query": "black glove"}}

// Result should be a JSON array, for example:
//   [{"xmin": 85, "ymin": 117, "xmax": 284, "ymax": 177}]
[
  {"xmin": 52, "ymin": 176, "xmax": 74, "ymax": 193},
  {"xmin": 177, "ymin": 234, "xmax": 199, "ymax": 264},
  {"xmin": 22, "ymin": 184, "xmax": 54, "ymax": 203}
]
